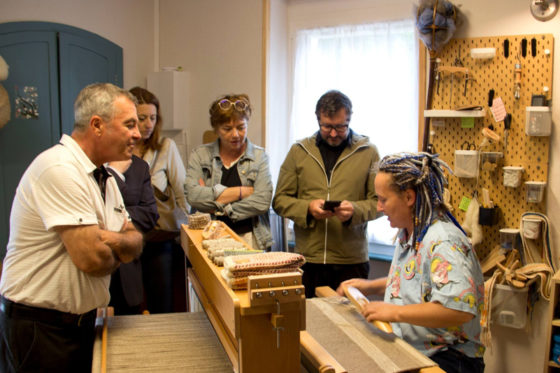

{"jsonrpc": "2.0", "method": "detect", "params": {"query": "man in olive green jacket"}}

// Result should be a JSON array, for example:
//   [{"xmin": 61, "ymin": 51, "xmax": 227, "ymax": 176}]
[{"xmin": 273, "ymin": 90, "xmax": 380, "ymax": 298}]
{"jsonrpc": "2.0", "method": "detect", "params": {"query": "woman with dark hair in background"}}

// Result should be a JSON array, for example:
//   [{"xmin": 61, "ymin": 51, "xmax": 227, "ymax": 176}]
[
  {"xmin": 107, "ymin": 151, "xmax": 159, "ymax": 315},
  {"xmin": 129, "ymin": 86, "xmax": 189, "ymax": 313}
]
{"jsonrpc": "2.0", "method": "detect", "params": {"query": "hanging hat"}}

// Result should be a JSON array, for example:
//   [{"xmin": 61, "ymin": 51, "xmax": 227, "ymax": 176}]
[{"xmin": 415, "ymin": 0, "xmax": 459, "ymax": 53}]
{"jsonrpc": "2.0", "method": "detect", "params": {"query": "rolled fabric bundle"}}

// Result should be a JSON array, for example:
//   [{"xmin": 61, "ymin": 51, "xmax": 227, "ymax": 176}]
[
  {"xmin": 188, "ymin": 212, "xmax": 211, "ymax": 229},
  {"xmin": 214, "ymin": 248, "xmax": 264, "ymax": 267},
  {"xmin": 202, "ymin": 237, "xmax": 244, "ymax": 250}
]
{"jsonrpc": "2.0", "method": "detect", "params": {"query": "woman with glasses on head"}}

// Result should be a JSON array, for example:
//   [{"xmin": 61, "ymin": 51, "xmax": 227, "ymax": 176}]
[
  {"xmin": 129, "ymin": 86, "xmax": 189, "ymax": 313},
  {"xmin": 185, "ymin": 94, "xmax": 273, "ymax": 250}
]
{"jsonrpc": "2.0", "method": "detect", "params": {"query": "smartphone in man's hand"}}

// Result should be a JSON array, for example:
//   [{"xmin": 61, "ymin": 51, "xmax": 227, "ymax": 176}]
[{"xmin": 323, "ymin": 200, "xmax": 341, "ymax": 212}]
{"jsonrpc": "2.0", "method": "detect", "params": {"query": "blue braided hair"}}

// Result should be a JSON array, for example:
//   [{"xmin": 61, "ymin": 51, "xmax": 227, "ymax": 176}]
[{"xmin": 377, "ymin": 152, "xmax": 465, "ymax": 247}]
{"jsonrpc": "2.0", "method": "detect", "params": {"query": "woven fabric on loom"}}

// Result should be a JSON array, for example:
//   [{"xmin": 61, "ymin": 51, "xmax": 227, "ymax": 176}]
[
  {"xmin": 306, "ymin": 297, "xmax": 436, "ymax": 372},
  {"xmin": 224, "ymin": 252, "xmax": 305, "ymax": 272}
]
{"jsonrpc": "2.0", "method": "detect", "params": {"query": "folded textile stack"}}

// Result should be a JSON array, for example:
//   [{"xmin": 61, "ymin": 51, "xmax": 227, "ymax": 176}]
[
  {"xmin": 221, "ymin": 252, "xmax": 306, "ymax": 290},
  {"xmin": 188, "ymin": 212, "xmax": 211, "ymax": 229},
  {"xmin": 202, "ymin": 237, "xmax": 257, "ymax": 266}
]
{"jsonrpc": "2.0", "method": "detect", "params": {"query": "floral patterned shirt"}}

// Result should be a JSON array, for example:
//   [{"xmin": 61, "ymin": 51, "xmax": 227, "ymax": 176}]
[{"xmin": 384, "ymin": 218, "xmax": 485, "ymax": 358}]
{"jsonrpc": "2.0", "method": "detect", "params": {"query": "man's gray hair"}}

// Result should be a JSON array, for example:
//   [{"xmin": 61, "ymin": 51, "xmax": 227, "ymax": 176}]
[{"xmin": 74, "ymin": 83, "xmax": 137, "ymax": 131}]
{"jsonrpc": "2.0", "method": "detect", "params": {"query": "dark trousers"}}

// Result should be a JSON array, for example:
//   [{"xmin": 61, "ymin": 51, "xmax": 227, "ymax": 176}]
[
  {"xmin": 0, "ymin": 297, "xmax": 96, "ymax": 373},
  {"xmin": 301, "ymin": 262, "xmax": 370, "ymax": 298},
  {"xmin": 109, "ymin": 271, "xmax": 142, "ymax": 316},
  {"xmin": 141, "ymin": 239, "xmax": 186, "ymax": 314},
  {"xmin": 430, "ymin": 348, "xmax": 485, "ymax": 373}
]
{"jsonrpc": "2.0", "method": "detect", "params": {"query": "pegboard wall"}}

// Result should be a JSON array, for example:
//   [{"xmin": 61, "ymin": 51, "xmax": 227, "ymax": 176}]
[{"xmin": 428, "ymin": 34, "xmax": 554, "ymax": 259}]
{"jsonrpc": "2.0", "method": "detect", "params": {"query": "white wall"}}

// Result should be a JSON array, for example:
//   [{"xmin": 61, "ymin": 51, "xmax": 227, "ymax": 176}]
[
  {"xmin": 0, "ymin": 0, "xmax": 156, "ymax": 89},
  {"xmin": 157, "ymin": 0, "xmax": 264, "ymax": 156},
  {"xmin": 287, "ymin": 0, "xmax": 414, "ymax": 32},
  {"xmin": 267, "ymin": 0, "xmax": 290, "ymax": 185}
]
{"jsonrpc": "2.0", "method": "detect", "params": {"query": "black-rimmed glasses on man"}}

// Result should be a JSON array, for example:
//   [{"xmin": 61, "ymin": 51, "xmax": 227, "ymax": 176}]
[{"xmin": 319, "ymin": 123, "xmax": 349, "ymax": 133}]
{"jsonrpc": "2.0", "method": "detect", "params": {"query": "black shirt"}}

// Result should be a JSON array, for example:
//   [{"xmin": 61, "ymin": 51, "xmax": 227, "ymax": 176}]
[
  {"xmin": 217, "ymin": 163, "xmax": 253, "ymax": 234},
  {"xmin": 315, "ymin": 129, "xmax": 352, "ymax": 181}
]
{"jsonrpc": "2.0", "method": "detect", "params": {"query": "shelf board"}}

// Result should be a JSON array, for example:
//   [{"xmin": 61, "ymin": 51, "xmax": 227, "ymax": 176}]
[
  {"xmin": 549, "ymin": 360, "xmax": 560, "ymax": 368},
  {"xmin": 424, "ymin": 109, "xmax": 486, "ymax": 118}
]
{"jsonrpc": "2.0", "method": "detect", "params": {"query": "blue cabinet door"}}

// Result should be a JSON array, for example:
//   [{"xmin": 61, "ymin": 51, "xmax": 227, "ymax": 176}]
[
  {"xmin": 0, "ymin": 31, "xmax": 61, "ymax": 256},
  {"xmin": 0, "ymin": 22, "xmax": 123, "ymax": 258},
  {"xmin": 59, "ymin": 31, "xmax": 123, "ymax": 135}
]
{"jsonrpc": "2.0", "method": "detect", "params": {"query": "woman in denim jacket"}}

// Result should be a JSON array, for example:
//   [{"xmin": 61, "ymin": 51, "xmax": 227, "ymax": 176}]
[{"xmin": 185, "ymin": 94, "xmax": 273, "ymax": 250}]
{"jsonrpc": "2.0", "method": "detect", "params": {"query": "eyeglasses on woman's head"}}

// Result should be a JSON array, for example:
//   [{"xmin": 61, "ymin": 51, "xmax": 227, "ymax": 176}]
[{"xmin": 217, "ymin": 99, "xmax": 249, "ymax": 112}]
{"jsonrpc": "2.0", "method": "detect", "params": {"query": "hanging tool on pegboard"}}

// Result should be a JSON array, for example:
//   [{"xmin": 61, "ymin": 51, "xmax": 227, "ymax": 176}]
[
  {"xmin": 435, "ymin": 58, "xmax": 442, "ymax": 95},
  {"xmin": 514, "ymin": 55, "xmax": 522, "ymax": 100},
  {"xmin": 503, "ymin": 113, "xmax": 512, "ymax": 153}
]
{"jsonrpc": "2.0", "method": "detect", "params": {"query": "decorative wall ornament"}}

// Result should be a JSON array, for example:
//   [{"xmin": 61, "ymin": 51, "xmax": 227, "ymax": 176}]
[
  {"xmin": 0, "ymin": 54, "xmax": 10, "ymax": 129},
  {"xmin": 15, "ymin": 85, "xmax": 39, "ymax": 119},
  {"xmin": 415, "ymin": 0, "xmax": 463, "ymax": 152}
]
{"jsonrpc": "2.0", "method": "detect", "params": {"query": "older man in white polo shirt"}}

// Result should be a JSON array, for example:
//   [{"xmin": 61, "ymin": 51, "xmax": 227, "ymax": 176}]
[{"xmin": 0, "ymin": 83, "xmax": 143, "ymax": 372}]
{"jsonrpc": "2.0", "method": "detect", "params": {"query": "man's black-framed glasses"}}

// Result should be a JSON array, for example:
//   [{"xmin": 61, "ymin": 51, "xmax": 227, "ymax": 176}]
[
  {"xmin": 218, "ymin": 99, "xmax": 249, "ymax": 112},
  {"xmin": 319, "ymin": 123, "xmax": 349, "ymax": 133}
]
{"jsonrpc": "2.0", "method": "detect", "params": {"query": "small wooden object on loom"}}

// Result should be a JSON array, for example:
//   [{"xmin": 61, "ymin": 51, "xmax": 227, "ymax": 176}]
[
  {"xmin": 342, "ymin": 285, "xmax": 393, "ymax": 334},
  {"xmin": 97, "ymin": 306, "xmax": 114, "ymax": 373}
]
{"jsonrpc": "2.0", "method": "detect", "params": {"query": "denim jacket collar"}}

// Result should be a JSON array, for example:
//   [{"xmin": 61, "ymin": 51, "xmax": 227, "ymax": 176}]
[{"xmin": 209, "ymin": 139, "xmax": 256, "ymax": 163}]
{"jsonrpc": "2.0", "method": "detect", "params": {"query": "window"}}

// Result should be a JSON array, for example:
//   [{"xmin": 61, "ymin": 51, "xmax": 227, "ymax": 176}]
[
  {"xmin": 279, "ymin": 20, "xmax": 418, "ymax": 255},
  {"xmin": 289, "ymin": 20, "xmax": 418, "ymax": 156}
]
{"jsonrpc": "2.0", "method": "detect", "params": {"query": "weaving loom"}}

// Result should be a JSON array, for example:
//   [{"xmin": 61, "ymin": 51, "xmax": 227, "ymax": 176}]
[
  {"xmin": 181, "ymin": 224, "xmax": 445, "ymax": 373},
  {"xmin": 91, "ymin": 225, "xmax": 444, "ymax": 372}
]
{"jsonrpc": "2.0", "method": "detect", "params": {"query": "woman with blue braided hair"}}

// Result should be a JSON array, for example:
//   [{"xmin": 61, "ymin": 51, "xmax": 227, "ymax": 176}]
[{"xmin": 338, "ymin": 152, "xmax": 485, "ymax": 373}]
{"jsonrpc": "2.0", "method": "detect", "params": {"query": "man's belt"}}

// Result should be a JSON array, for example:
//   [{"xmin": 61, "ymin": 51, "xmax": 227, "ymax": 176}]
[{"xmin": 0, "ymin": 295, "xmax": 96, "ymax": 327}]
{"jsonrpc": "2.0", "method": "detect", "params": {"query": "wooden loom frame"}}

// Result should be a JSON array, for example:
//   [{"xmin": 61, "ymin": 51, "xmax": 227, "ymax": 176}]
[
  {"xmin": 181, "ymin": 224, "xmax": 305, "ymax": 373},
  {"xmin": 181, "ymin": 224, "xmax": 446, "ymax": 373}
]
